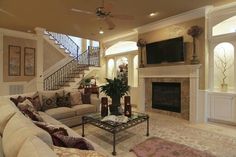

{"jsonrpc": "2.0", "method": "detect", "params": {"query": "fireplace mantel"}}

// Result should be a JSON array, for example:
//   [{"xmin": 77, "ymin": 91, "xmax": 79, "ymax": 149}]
[
  {"xmin": 138, "ymin": 64, "xmax": 202, "ymax": 123},
  {"xmin": 138, "ymin": 64, "xmax": 201, "ymax": 78}
]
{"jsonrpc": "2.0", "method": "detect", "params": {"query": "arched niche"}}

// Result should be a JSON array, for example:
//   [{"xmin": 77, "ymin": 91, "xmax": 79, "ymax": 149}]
[{"xmin": 213, "ymin": 42, "xmax": 234, "ymax": 89}]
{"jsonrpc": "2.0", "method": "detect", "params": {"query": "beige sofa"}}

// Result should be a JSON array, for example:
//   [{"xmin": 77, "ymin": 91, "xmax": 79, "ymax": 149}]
[
  {"xmin": 0, "ymin": 95, "xmax": 109, "ymax": 157},
  {"xmin": 4, "ymin": 89, "xmax": 100, "ymax": 127}
]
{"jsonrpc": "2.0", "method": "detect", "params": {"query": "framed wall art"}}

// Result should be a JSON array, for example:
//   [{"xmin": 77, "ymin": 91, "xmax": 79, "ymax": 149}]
[
  {"xmin": 24, "ymin": 47, "xmax": 35, "ymax": 76},
  {"xmin": 8, "ymin": 45, "xmax": 21, "ymax": 76}
]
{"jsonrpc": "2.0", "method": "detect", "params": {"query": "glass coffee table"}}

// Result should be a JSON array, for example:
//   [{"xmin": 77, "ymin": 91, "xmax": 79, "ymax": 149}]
[{"xmin": 82, "ymin": 112, "xmax": 149, "ymax": 156}]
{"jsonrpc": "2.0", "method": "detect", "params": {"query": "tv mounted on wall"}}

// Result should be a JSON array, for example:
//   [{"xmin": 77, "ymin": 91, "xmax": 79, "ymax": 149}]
[{"xmin": 146, "ymin": 37, "xmax": 184, "ymax": 64}]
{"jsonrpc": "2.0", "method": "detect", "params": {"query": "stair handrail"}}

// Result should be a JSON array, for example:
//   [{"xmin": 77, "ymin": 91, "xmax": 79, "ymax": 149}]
[
  {"xmin": 78, "ymin": 46, "xmax": 100, "ymax": 66},
  {"xmin": 46, "ymin": 31, "xmax": 80, "ymax": 60},
  {"xmin": 43, "ymin": 46, "xmax": 100, "ymax": 90}
]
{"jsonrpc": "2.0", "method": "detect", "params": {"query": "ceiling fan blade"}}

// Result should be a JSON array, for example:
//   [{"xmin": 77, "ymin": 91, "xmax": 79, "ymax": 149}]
[
  {"xmin": 0, "ymin": 9, "xmax": 15, "ymax": 17},
  {"xmin": 104, "ymin": 2, "xmax": 113, "ymax": 12},
  {"xmin": 71, "ymin": 8, "xmax": 94, "ymax": 15},
  {"xmin": 104, "ymin": 17, "xmax": 115, "ymax": 30},
  {"xmin": 111, "ymin": 14, "xmax": 134, "ymax": 20}
]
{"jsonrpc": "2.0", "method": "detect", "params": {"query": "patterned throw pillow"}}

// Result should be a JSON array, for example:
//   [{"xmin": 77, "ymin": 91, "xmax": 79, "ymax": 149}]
[
  {"xmin": 53, "ymin": 146, "xmax": 105, "ymax": 157},
  {"xmin": 81, "ymin": 93, "xmax": 91, "ymax": 104},
  {"xmin": 52, "ymin": 133, "xmax": 94, "ymax": 150},
  {"xmin": 41, "ymin": 95, "xmax": 57, "ymax": 111},
  {"xmin": 27, "ymin": 92, "xmax": 42, "ymax": 111},
  {"xmin": 70, "ymin": 91, "xmax": 83, "ymax": 105},
  {"xmin": 56, "ymin": 91, "xmax": 71, "ymax": 107},
  {"xmin": 33, "ymin": 121, "xmax": 68, "ymax": 136},
  {"xmin": 10, "ymin": 96, "xmax": 26, "ymax": 106},
  {"xmin": 18, "ymin": 99, "xmax": 44, "ymax": 122}
]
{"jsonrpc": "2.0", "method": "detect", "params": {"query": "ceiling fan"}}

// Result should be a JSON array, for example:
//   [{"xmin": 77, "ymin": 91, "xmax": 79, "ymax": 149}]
[{"xmin": 71, "ymin": 0, "xmax": 133, "ymax": 30}]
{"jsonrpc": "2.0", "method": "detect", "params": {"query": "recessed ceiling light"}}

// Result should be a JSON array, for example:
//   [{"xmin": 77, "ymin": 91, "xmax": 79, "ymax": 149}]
[
  {"xmin": 149, "ymin": 12, "xmax": 158, "ymax": 17},
  {"xmin": 99, "ymin": 29, "xmax": 104, "ymax": 34}
]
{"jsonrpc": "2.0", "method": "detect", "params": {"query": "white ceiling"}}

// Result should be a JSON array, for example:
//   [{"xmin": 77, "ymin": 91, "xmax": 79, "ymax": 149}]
[{"xmin": 0, "ymin": 0, "xmax": 235, "ymax": 41}]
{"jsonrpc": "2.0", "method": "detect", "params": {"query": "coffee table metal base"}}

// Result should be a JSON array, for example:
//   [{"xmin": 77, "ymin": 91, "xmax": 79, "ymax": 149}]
[{"xmin": 82, "ymin": 113, "xmax": 149, "ymax": 156}]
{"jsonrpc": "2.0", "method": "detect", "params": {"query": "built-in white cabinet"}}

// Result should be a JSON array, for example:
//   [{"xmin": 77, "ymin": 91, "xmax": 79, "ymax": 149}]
[{"xmin": 208, "ymin": 92, "xmax": 236, "ymax": 123}]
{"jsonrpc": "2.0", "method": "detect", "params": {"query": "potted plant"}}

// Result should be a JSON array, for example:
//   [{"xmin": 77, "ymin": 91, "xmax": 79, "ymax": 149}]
[{"xmin": 100, "ymin": 77, "xmax": 130, "ymax": 115}]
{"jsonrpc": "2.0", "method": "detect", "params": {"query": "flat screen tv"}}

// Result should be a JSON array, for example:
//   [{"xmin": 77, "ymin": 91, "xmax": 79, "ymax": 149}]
[{"xmin": 146, "ymin": 37, "xmax": 184, "ymax": 64}]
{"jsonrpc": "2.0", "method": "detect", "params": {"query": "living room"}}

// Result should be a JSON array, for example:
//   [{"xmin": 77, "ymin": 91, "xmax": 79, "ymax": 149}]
[{"xmin": 1, "ymin": 0, "xmax": 236, "ymax": 157}]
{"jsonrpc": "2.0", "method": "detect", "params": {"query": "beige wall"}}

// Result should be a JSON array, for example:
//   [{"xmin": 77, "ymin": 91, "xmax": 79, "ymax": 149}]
[
  {"xmin": 43, "ymin": 40, "xmax": 65, "ymax": 71},
  {"xmin": 3, "ymin": 36, "xmax": 36, "ymax": 82},
  {"xmin": 138, "ymin": 18, "xmax": 206, "ymax": 89}
]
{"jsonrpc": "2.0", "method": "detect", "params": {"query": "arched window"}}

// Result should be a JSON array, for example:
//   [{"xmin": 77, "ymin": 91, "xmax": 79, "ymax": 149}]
[
  {"xmin": 213, "ymin": 16, "xmax": 236, "ymax": 36},
  {"xmin": 105, "ymin": 41, "xmax": 138, "ymax": 56},
  {"xmin": 214, "ymin": 42, "xmax": 234, "ymax": 90}
]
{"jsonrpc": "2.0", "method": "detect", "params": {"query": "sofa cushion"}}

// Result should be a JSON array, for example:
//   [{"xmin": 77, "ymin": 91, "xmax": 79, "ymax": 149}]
[
  {"xmin": 27, "ymin": 92, "xmax": 42, "ymax": 111},
  {"xmin": 39, "ymin": 90, "xmax": 64, "ymax": 103},
  {"xmin": 10, "ymin": 96, "xmax": 26, "ymax": 106},
  {"xmin": 70, "ymin": 91, "xmax": 83, "ymax": 106},
  {"xmin": 45, "ymin": 107, "xmax": 76, "ymax": 120},
  {"xmin": 53, "ymin": 146, "xmax": 105, "ymax": 157},
  {"xmin": 55, "ymin": 91, "xmax": 71, "ymax": 108},
  {"xmin": 41, "ymin": 95, "xmax": 57, "ymax": 111},
  {"xmin": 72, "ymin": 104, "xmax": 96, "ymax": 115},
  {"xmin": 52, "ymin": 133, "xmax": 94, "ymax": 150},
  {"xmin": 38, "ymin": 112, "xmax": 62, "ymax": 125},
  {"xmin": 17, "ymin": 136, "xmax": 58, "ymax": 157},
  {"xmin": 0, "ymin": 136, "xmax": 3, "ymax": 157},
  {"xmin": 18, "ymin": 99, "xmax": 44, "ymax": 122},
  {"xmin": 0, "ymin": 101, "xmax": 16, "ymax": 135},
  {"xmin": 2, "ymin": 113, "xmax": 53, "ymax": 157},
  {"xmin": 81, "ymin": 93, "xmax": 91, "ymax": 104}
]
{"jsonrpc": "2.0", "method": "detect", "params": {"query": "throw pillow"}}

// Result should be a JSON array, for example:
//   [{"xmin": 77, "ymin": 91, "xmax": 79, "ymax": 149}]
[
  {"xmin": 33, "ymin": 121, "xmax": 68, "ymax": 136},
  {"xmin": 53, "ymin": 146, "xmax": 105, "ymax": 157},
  {"xmin": 18, "ymin": 99, "xmax": 44, "ymax": 122},
  {"xmin": 10, "ymin": 96, "xmax": 26, "ymax": 106},
  {"xmin": 81, "ymin": 93, "xmax": 91, "ymax": 104},
  {"xmin": 27, "ymin": 92, "xmax": 42, "ymax": 111},
  {"xmin": 56, "ymin": 91, "xmax": 71, "ymax": 108},
  {"xmin": 52, "ymin": 133, "xmax": 94, "ymax": 150},
  {"xmin": 70, "ymin": 91, "xmax": 83, "ymax": 105},
  {"xmin": 41, "ymin": 95, "xmax": 57, "ymax": 111}
]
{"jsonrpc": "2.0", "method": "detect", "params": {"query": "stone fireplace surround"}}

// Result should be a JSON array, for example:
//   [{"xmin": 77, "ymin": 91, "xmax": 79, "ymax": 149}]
[
  {"xmin": 138, "ymin": 64, "xmax": 201, "ymax": 123},
  {"xmin": 146, "ymin": 77, "xmax": 190, "ymax": 120}
]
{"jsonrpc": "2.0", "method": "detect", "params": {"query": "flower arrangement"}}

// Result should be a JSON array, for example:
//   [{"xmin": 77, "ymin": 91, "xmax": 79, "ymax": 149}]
[
  {"xmin": 137, "ymin": 39, "xmax": 146, "ymax": 47},
  {"xmin": 187, "ymin": 25, "xmax": 203, "ymax": 38}
]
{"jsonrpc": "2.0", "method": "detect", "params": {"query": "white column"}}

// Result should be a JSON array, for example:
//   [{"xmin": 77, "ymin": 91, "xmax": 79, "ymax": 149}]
[
  {"xmin": 189, "ymin": 69, "xmax": 199, "ymax": 123},
  {"xmin": 0, "ymin": 32, "xmax": 3, "ymax": 83},
  {"xmin": 138, "ymin": 77, "xmax": 145, "ymax": 112},
  {"xmin": 34, "ymin": 27, "xmax": 45, "ymax": 91},
  {"xmin": 128, "ymin": 54, "xmax": 133, "ymax": 86}
]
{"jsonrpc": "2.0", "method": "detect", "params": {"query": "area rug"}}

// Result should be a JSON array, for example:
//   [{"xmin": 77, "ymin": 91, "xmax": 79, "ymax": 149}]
[{"xmin": 130, "ymin": 137, "xmax": 216, "ymax": 157}]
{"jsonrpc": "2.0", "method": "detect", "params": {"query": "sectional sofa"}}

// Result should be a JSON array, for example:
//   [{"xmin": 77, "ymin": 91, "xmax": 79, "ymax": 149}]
[{"xmin": 0, "ymin": 89, "xmax": 110, "ymax": 157}]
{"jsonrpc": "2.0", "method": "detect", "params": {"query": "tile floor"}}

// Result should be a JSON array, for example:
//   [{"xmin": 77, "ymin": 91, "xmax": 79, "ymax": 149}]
[{"xmin": 73, "ymin": 112, "xmax": 236, "ymax": 157}]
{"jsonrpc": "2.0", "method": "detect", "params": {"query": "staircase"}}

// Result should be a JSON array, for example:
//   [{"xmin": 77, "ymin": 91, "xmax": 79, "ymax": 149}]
[{"xmin": 43, "ymin": 31, "xmax": 100, "ymax": 90}]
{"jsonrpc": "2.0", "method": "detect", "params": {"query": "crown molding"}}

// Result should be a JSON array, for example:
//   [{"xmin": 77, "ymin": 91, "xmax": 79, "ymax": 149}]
[
  {"xmin": 135, "ymin": 6, "xmax": 212, "ymax": 34},
  {"xmin": 102, "ymin": 30, "xmax": 138, "ymax": 43},
  {"xmin": 0, "ymin": 27, "xmax": 37, "ymax": 40}
]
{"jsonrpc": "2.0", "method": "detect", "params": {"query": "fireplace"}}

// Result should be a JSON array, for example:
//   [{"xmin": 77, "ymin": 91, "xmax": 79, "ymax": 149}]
[
  {"xmin": 138, "ymin": 64, "xmax": 201, "ymax": 122},
  {"xmin": 152, "ymin": 82, "xmax": 181, "ymax": 113}
]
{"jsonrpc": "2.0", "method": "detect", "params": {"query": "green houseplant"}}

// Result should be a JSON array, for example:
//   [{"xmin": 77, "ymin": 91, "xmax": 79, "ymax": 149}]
[{"xmin": 100, "ymin": 77, "xmax": 130, "ymax": 115}]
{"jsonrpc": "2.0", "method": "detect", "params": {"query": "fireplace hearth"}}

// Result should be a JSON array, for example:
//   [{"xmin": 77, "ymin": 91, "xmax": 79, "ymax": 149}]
[{"xmin": 152, "ymin": 82, "xmax": 181, "ymax": 113}]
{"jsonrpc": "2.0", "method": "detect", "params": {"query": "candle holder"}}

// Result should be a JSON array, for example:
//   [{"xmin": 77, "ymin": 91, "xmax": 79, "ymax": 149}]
[
  {"xmin": 101, "ymin": 97, "xmax": 108, "ymax": 117},
  {"xmin": 124, "ymin": 96, "xmax": 132, "ymax": 117}
]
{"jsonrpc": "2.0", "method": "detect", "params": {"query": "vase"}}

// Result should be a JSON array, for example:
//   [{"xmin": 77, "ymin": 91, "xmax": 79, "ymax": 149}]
[
  {"xmin": 190, "ymin": 37, "xmax": 200, "ymax": 64},
  {"xmin": 109, "ymin": 96, "xmax": 122, "ymax": 115},
  {"xmin": 221, "ymin": 83, "xmax": 228, "ymax": 92}
]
